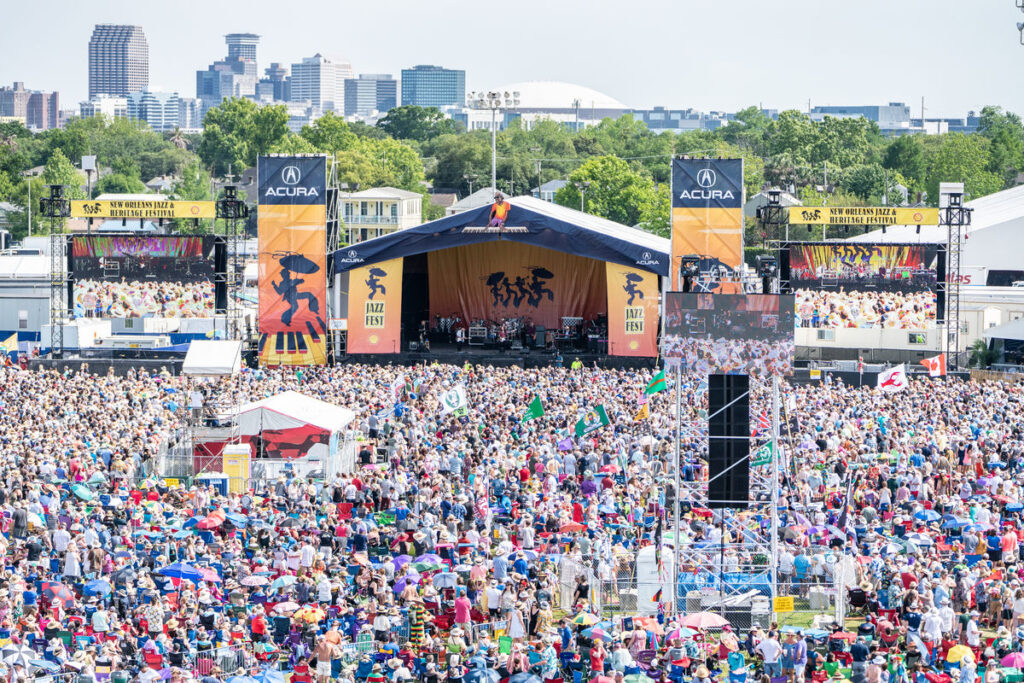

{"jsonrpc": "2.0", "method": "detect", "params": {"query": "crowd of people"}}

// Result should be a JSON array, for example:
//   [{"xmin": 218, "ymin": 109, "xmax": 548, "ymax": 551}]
[
  {"xmin": 794, "ymin": 290, "xmax": 937, "ymax": 330},
  {"xmin": 661, "ymin": 337, "xmax": 795, "ymax": 376},
  {"xmin": 0, "ymin": 359, "xmax": 1023, "ymax": 683},
  {"xmin": 73, "ymin": 280, "xmax": 216, "ymax": 319}
]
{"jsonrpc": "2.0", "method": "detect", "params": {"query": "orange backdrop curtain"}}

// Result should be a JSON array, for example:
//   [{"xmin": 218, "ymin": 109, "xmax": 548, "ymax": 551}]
[{"xmin": 428, "ymin": 243, "xmax": 606, "ymax": 329}]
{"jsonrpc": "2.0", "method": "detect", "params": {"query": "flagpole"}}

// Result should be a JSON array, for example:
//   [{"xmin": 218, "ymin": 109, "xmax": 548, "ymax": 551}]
[
  {"xmin": 770, "ymin": 375, "xmax": 781, "ymax": 621},
  {"xmin": 672, "ymin": 364, "xmax": 682, "ymax": 617}
]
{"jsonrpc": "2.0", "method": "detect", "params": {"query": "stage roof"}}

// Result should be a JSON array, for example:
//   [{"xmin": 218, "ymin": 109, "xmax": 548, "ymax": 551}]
[{"xmin": 333, "ymin": 195, "xmax": 670, "ymax": 276}]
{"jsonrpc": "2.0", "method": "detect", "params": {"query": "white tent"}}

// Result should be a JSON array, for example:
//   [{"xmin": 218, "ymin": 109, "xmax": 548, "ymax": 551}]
[
  {"xmin": 182, "ymin": 340, "xmax": 243, "ymax": 376},
  {"xmin": 235, "ymin": 390, "xmax": 355, "ymax": 435},
  {"xmin": 233, "ymin": 391, "xmax": 357, "ymax": 476}
]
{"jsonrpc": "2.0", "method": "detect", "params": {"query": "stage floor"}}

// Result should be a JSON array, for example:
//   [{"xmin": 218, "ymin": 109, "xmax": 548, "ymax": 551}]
[{"xmin": 341, "ymin": 341, "xmax": 657, "ymax": 369}]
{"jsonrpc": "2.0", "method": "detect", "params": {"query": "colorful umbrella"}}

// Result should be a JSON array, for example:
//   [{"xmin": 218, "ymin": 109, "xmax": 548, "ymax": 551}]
[
  {"xmin": 508, "ymin": 674, "xmax": 542, "ymax": 683},
  {"xmin": 571, "ymin": 612, "xmax": 600, "ymax": 626},
  {"xmin": 1001, "ymin": 653, "xmax": 1024, "ymax": 668},
  {"xmin": 40, "ymin": 583, "xmax": 75, "ymax": 608},
  {"xmin": 270, "ymin": 575, "xmax": 297, "ymax": 591},
  {"xmin": 157, "ymin": 562, "xmax": 204, "ymax": 583},
  {"xmin": 584, "ymin": 627, "xmax": 613, "ymax": 642},
  {"xmin": 681, "ymin": 612, "xmax": 729, "ymax": 629},
  {"xmin": 272, "ymin": 601, "xmax": 300, "ymax": 614},
  {"xmin": 199, "ymin": 567, "xmax": 221, "ymax": 583},
  {"xmin": 465, "ymin": 670, "xmax": 501, "ymax": 683},
  {"xmin": 241, "ymin": 575, "xmax": 269, "ymax": 587},
  {"xmin": 293, "ymin": 606, "xmax": 326, "ymax": 624},
  {"xmin": 947, "ymin": 645, "xmax": 973, "ymax": 663}
]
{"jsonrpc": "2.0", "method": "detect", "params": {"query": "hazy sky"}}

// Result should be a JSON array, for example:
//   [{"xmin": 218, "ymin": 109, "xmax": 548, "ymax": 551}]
[{"xmin": 2, "ymin": 0, "xmax": 1020, "ymax": 117}]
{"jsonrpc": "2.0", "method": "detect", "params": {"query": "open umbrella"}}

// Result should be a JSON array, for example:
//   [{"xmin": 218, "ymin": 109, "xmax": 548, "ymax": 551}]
[
  {"xmin": 433, "ymin": 572, "xmax": 459, "ymax": 589},
  {"xmin": 508, "ymin": 674, "xmax": 542, "ymax": 683},
  {"xmin": 913, "ymin": 510, "xmax": 940, "ymax": 523},
  {"xmin": 41, "ymin": 583, "xmax": 75, "ymax": 608},
  {"xmin": 623, "ymin": 675, "xmax": 654, "ymax": 683},
  {"xmin": 71, "ymin": 484, "xmax": 94, "ymax": 501},
  {"xmin": 1001, "ymin": 653, "xmax": 1024, "ymax": 668},
  {"xmin": 272, "ymin": 601, "xmax": 300, "ymax": 614},
  {"xmin": 270, "ymin": 575, "xmax": 297, "ymax": 591},
  {"xmin": 947, "ymin": 645, "xmax": 974, "ymax": 663},
  {"xmin": 665, "ymin": 627, "xmax": 697, "ymax": 640},
  {"xmin": 465, "ymin": 669, "xmax": 501, "ymax": 683},
  {"xmin": 227, "ymin": 677, "xmax": 259, "ymax": 683},
  {"xmin": 197, "ymin": 509, "xmax": 226, "ymax": 530},
  {"xmin": 560, "ymin": 522, "xmax": 586, "ymax": 533},
  {"xmin": 3, "ymin": 653, "xmax": 33, "ymax": 670},
  {"xmin": 241, "ymin": 575, "xmax": 269, "ymax": 587},
  {"xmin": 293, "ymin": 606, "xmax": 326, "ymax": 624},
  {"xmin": 413, "ymin": 561, "xmax": 444, "ymax": 573},
  {"xmin": 390, "ymin": 555, "xmax": 412, "ymax": 570},
  {"xmin": 681, "ymin": 612, "xmax": 729, "ymax": 629},
  {"xmin": 84, "ymin": 579, "xmax": 112, "ymax": 597},
  {"xmin": 393, "ymin": 576, "xmax": 419, "ymax": 594},
  {"xmin": 414, "ymin": 553, "xmax": 442, "ymax": 564},
  {"xmin": 571, "ymin": 612, "xmax": 599, "ymax": 626},
  {"xmin": 157, "ymin": 562, "xmax": 204, "ymax": 583},
  {"xmin": 584, "ymin": 627, "xmax": 613, "ymax": 642},
  {"xmin": 255, "ymin": 668, "xmax": 286, "ymax": 683},
  {"xmin": 199, "ymin": 568, "xmax": 221, "ymax": 583}
]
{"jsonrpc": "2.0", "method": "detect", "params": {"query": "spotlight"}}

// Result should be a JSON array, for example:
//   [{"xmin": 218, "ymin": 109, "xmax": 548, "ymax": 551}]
[{"xmin": 767, "ymin": 189, "xmax": 781, "ymax": 206}]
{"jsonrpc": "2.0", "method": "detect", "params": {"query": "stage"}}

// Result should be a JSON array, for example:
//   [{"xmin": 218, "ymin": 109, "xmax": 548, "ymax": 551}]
[
  {"xmin": 335, "ymin": 196, "xmax": 669, "ymax": 363},
  {"xmin": 338, "ymin": 341, "xmax": 658, "ymax": 369}
]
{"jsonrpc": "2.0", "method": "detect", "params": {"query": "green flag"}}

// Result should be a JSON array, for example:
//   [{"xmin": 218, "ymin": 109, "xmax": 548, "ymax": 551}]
[
  {"xmin": 521, "ymin": 396, "xmax": 544, "ymax": 422},
  {"xmin": 575, "ymin": 404, "xmax": 610, "ymax": 437},
  {"xmin": 645, "ymin": 370, "xmax": 667, "ymax": 395},
  {"xmin": 752, "ymin": 442, "xmax": 774, "ymax": 467}
]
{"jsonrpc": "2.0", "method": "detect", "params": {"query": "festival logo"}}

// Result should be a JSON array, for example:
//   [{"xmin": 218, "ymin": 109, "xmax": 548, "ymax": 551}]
[
  {"xmin": 606, "ymin": 262, "xmax": 658, "ymax": 357},
  {"xmin": 348, "ymin": 258, "xmax": 403, "ymax": 353},
  {"xmin": 483, "ymin": 266, "xmax": 555, "ymax": 309},
  {"xmin": 270, "ymin": 251, "xmax": 325, "ymax": 330},
  {"xmin": 621, "ymin": 272, "xmax": 645, "ymax": 342}
]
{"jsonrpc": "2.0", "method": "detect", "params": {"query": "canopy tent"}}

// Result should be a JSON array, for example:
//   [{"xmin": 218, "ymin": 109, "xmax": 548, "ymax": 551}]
[
  {"xmin": 333, "ymin": 195, "xmax": 670, "ymax": 276},
  {"xmin": 182, "ymin": 340, "xmax": 243, "ymax": 376},
  {"xmin": 233, "ymin": 391, "xmax": 355, "ymax": 467}
]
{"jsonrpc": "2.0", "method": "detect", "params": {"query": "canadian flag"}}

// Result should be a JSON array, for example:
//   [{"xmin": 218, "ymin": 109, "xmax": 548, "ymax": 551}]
[
  {"xmin": 877, "ymin": 364, "xmax": 908, "ymax": 393},
  {"xmin": 920, "ymin": 353, "xmax": 947, "ymax": 377}
]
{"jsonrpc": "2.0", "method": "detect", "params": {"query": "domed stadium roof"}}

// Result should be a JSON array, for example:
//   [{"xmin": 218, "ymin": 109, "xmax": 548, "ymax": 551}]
[{"xmin": 487, "ymin": 81, "xmax": 626, "ymax": 110}]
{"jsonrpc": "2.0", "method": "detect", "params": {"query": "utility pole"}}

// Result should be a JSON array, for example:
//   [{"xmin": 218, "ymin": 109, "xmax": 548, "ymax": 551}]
[{"xmin": 27, "ymin": 180, "xmax": 31, "ymax": 237}]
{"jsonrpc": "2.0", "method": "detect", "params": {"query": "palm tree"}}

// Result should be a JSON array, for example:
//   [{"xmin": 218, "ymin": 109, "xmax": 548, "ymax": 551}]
[
  {"xmin": 0, "ymin": 134, "xmax": 18, "ymax": 153},
  {"xmin": 168, "ymin": 127, "xmax": 188, "ymax": 150},
  {"xmin": 969, "ymin": 338, "xmax": 998, "ymax": 369}
]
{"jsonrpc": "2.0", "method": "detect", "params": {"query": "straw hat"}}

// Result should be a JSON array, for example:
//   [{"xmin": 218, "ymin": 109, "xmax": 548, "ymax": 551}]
[{"xmin": 695, "ymin": 665, "xmax": 710, "ymax": 678}]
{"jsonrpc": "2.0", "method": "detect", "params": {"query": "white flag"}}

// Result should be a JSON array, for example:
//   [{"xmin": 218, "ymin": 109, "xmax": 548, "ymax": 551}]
[
  {"xmin": 877, "ymin": 364, "xmax": 908, "ymax": 393},
  {"xmin": 439, "ymin": 384, "xmax": 469, "ymax": 416}
]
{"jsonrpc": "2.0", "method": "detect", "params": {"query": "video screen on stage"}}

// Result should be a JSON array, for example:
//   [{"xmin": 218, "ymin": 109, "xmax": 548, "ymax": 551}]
[
  {"xmin": 787, "ymin": 243, "xmax": 941, "ymax": 330},
  {"xmin": 662, "ymin": 293, "xmax": 795, "ymax": 376},
  {"xmin": 71, "ymin": 235, "xmax": 218, "ymax": 318}
]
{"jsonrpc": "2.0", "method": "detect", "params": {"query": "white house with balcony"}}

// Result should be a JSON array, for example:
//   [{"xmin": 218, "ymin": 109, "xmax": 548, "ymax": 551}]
[{"xmin": 341, "ymin": 187, "xmax": 422, "ymax": 244}]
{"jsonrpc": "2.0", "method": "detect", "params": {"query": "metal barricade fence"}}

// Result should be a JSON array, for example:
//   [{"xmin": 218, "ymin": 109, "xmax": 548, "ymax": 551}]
[{"xmin": 193, "ymin": 642, "xmax": 256, "ymax": 679}]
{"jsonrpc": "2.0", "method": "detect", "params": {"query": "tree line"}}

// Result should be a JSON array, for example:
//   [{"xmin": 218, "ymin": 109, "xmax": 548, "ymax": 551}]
[{"xmin": 0, "ymin": 100, "xmax": 1021, "ymax": 242}]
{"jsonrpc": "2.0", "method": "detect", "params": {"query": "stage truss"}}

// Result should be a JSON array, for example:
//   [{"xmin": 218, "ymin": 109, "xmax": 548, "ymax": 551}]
[{"xmin": 671, "ymin": 369, "xmax": 781, "ymax": 625}]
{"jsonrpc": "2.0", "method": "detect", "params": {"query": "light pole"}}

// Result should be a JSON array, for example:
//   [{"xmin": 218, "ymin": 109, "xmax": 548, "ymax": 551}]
[
  {"xmin": 467, "ymin": 90, "xmax": 520, "ymax": 194},
  {"xmin": 463, "ymin": 173, "xmax": 477, "ymax": 197},
  {"xmin": 574, "ymin": 180, "xmax": 591, "ymax": 212}
]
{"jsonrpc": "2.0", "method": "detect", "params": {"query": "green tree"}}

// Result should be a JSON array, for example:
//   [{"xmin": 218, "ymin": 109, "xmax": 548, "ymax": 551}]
[
  {"xmin": 977, "ymin": 106, "xmax": 1024, "ymax": 185},
  {"xmin": 377, "ymin": 106, "xmax": 458, "ymax": 142},
  {"xmin": 969, "ymin": 338, "xmax": 998, "ymax": 369},
  {"xmin": 842, "ymin": 164, "xmax": 886, "ymax": 200},
  {"xmin": 720, "ymin": 106, "xmax": 772, "ymax": 156},
  {"xmin": 94, "ymin": 172, "xmax": 146, "ymax": 196},
  {"xmin": 300, "ymin": 111, "xmax": 356, "ymax": 153},
  {"xmin": 768, "ymin": 110, "xmax": 814, "ymax": 161},
  {"xmin": 925, "ymin": 133, "xmax": 1004, "ymax": 203},
  {"xmin": 269, "ymin": 133, "xmax": 318, "ymax": 155},
  {"xmin": 882, "ymin": 135, "xmax": 926, "ymax": 189},
  {"xmin": 170, "ymin": 160, "xmax": 214, "ymax": 232},
  {"xmin": 41, "ymin": 149, "xmax": 85, "ymax": 198},
  {"xmin": 422, "ymin": 133, "xmax": 491, "ymax": 195},
  {"xmin": 198, "ymin": 99, "xmax": 290, "ymax": 176},
  {"xmin": 553, "ymin": 155, "xmax": 658, "ymax": 227}
]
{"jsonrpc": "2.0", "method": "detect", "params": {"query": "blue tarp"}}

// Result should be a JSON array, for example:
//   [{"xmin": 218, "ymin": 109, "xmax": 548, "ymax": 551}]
[
  {"xmin": 333, "ymin": 197, "xmax": 670, "ymax": 276},
  {"xmin": 678, "ymin": 571, "xmax": 773, "ymax": 597}
]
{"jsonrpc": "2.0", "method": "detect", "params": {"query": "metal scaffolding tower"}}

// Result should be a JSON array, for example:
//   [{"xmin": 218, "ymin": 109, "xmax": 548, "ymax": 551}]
[
  {"xmin": 216, "ymin": 185, "xmax": 250, "ymax": 343},
  {"xmin": 325, "ymin": 156, "xmax": 345, "ymax": 360},
  {"xmin": 941, "ymin": 189, "xmax": 971, "ymax": 371},
  {"xmin": 40, "ymin": 185, "xmax": 71, "ymax": 358}
]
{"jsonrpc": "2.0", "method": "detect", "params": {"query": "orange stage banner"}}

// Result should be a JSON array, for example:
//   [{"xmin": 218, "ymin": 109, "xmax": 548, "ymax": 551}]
[
  {"xmin": 257, "ymin": 156, "xmax": 328, "ymax": 365},
  {"xmin": 347, "ymin": 258, "xmax": 403, "ymax": 354},
  {"xmin": 427, "ymin": 243, "xmax": 605, "ymax": 329},
  {"xmin": 671, "ymin": 158, "xmax": 744, "ymax": 294},
  {"xmin": 605, "ymin": 262, "xmax": 659, "ymax": 357}
]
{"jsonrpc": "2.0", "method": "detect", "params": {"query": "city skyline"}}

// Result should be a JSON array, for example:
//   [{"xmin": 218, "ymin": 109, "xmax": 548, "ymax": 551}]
[{"xmin": 0, "ymin": 0, "xmax": 1020, "ymax": 119}]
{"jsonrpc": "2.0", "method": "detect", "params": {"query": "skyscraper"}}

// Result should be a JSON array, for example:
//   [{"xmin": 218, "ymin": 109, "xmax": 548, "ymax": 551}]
[
  {"xmin": 344, "ymin": 74, "xmax": 397, "ymax": 116},
  {"xmin": 88, "ymin": 24, "xmax": 148, "ymax": 98},
  {"xmin": 0, "ymin": 82, "xmax": 60, "ymax": 130},
  {"xmin": 400, "ymin": 65, "xmax": 465, "ymax": 108},
  {"xmin": 195, "ymin": 34, "xmax": 260, "ymax": 118},
  {"xmin": 290, "ymin": 54, "xmax": 353, "ymax": 113},
  {"xmin": 224, "ymin": 33, "xmax": 259, "ymax": 70}
]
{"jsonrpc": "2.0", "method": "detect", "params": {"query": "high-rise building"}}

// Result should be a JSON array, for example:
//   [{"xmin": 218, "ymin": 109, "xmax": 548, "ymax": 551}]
[
  {"xmin": 195, "ymin": 34, "xmax": 260, "ymax": 118},
  {"xmin": 400, "ymin": 65, "xmax": 464, "ymax": 108},
  {"xmin": 88, "ymin": 24, "xmax": 148, "ymax": 98},
  {"xmin": 79, "ymin": 94, "xmax": 128, "ymax": 120},
  {"xmin": 224, "ymin": 33, "xmax": 259, "ymax": 71},
  {"xmin": 0, "ymin": 82, "xmax": 59, "ymax": 130},
  {"xmin": 344, "ymin": 74, "xmax": 397, "ymax": 116},
  {"xmin": 257, "ymin": 63, "xmax": 290, "ymax": 103},
  {"xmin": 126, "ymin": 89, "xmax": 181, "ymax": 132},
  {"xmin": 290, "ymin": 54, "xmax": 353, "ymax": 113}
]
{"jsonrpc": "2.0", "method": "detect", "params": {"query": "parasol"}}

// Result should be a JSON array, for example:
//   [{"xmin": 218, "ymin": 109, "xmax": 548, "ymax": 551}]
[{"xmin": 681, "ymin": 612, "xmax": 729, "ymax": 629}]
